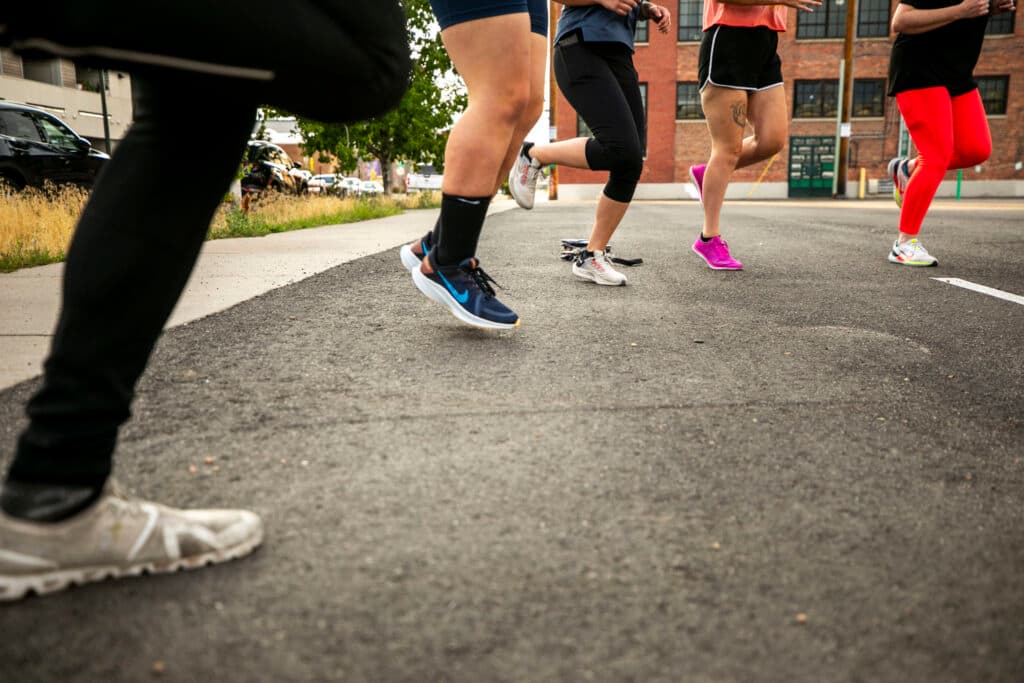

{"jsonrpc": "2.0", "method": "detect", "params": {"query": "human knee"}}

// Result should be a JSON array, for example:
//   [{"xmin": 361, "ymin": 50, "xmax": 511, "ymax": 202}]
[
  {"xmin": 604, "ymin": 149, "xmax": 643, "ymax": 202},
  {"xmin": 520, "ymin": 92, "xmax": 544, "ymax": 130},
  {"xmin": 760, "ymin": 133, "xmax": 785, "ymax": 158}
]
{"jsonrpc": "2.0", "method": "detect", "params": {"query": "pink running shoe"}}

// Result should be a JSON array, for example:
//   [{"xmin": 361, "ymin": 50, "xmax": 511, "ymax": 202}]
[
  {"xmin": 689, "ymin": 164, "xmax": 706, "ymax": 206},
  {"xmin": 692, "ymin": 235, "xmax": 743, "ymax": 270}
]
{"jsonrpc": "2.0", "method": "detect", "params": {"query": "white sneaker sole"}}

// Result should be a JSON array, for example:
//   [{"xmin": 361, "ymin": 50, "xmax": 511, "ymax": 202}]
[
  {"xmin": 399, "ymin": 243, "xmax": 421, "ymax": 271},
  {"xmin": 571, "ymin": 263, "xmax": 626, "ymax": 286},
  {"xmin": 888, "ymin": 253, "xmax": 937, "ymax": 267},
  {"xmin": 411, "ymin": 268, "xmax": 519, "ymax": 330},
  {"xmin": 0, "ymin": 524, "xmax": 263, "ymax": 602}
]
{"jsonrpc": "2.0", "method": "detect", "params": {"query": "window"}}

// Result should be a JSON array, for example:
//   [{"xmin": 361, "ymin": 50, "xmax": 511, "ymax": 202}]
[
  {"xmin": 796, "ymin": 0, "xmax": 846, "ymax": 39},
  {"xmin": 635, "ymin": 19, "xmax": 649, "ymax": 43},
  {"xmin": 678, "ymin": 0, "xmax": 702, "ymax": 42},
  {"xmin": 34, "ymin": 115, "xmax": 81, "ymax": 149},
  {"xmin": 976, "ymin": 76, "xmax": 1009, "ymax": 115},
  {"xmin": 794, "ymin": 80, "xmax": 839, "ymax": 118},
  {"xmin": 986, "ymin": 9, "xmax": 1015, "ymax": 35},
  {"xmin": 0, "ymin": 111, "xmax": 44, "ymax": 142},
  {"xmin": 676, "ymin": 82, "xmax": 703, "ymax": 120},
  {"xmin": 857, "ymin": 0, "xmax": 890, "ymax": 37},
  {"xmin": 852, "ymin": 79, "xmax": 885, "ymax": 117},
  {"xmin": 21, "ymin": 57, "xmax": 62, "ymax": 85},
  {"xmin": 799, "ymin": 0, "xmax": 894, "ymax": 38}
]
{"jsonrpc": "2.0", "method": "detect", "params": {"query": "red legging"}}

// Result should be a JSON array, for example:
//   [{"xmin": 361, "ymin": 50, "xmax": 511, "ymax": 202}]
[{"xmin": 896, "ymin": 86, "xmax": 992, "ymax": 235}]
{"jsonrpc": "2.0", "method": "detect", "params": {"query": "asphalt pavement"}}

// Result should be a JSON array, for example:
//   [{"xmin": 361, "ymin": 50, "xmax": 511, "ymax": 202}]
[{"xmin": 1, "ymin": 198, "xmax": 1022, "ymax": 683}]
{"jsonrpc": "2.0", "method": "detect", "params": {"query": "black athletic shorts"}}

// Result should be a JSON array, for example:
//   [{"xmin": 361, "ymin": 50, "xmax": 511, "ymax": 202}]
[
  {"xmin": 429, "ymin": 0, "xmax": 548, "ymax": 35},
  {"xmin": 698, "ymin": 24, "xmax": 783, "ymax": 92}
]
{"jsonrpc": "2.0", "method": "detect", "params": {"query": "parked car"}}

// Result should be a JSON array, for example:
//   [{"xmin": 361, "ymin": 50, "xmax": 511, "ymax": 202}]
[
  {"xmin": 406, "ymin": 163, "xmax": 443, "ymax": 192},
  {"xmin": 360, "ymin": 180, "xmax": 385, "ymax": 196},
  {"xmin": 240, "ymin": 140, "xmax": 307, "ymax": 197},
  {"xmin": 0, "ymin": 101, "xmax": 109, "ymax": 191},
  {"xmin": 338, "ymin": 177, "xmax": 362, "ymax": 197},
  {"xmin": 308, "ymin": 173, "xmax": 338, "ymax": 195}
]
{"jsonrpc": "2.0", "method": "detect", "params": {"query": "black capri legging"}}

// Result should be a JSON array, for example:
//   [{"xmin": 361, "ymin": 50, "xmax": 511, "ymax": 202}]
[{"xmin": 554, "ymin": 38, "xmax": 645, "ymax": 203}]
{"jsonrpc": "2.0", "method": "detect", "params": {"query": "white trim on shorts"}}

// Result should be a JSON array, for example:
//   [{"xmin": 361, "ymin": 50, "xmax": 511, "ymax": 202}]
[{"xmin": 698, "ymin": 25, "xmax": 785, "ymax": 94}]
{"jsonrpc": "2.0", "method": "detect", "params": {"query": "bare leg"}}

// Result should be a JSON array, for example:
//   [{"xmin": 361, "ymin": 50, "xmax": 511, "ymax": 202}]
[
  {"xmin": 735, "ymin": 85, "xmax": 787, "ymax": 170},
  {"xmin": 493, "ymin": 33, "xmax": 548, "ymax": 192},
  {"xmin": 529, "ymin": 137, "xmax": 590, "ymax": 169},
  {"xmin": 587, "ymin": 194, "xmax": 630, "ymax": 252},
  {"xmin": 699, "ymin": 85, "xmax": 748, "ymax": 238},
  {"xmin": 437, "ymin": 14, "xmax": 532, "ymax": 198}
]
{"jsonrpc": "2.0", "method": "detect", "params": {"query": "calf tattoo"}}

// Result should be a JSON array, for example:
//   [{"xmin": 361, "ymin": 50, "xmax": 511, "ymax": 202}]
[{"xmin": 731, "ymin": 102, "xmax": 747, "ymax": 128}]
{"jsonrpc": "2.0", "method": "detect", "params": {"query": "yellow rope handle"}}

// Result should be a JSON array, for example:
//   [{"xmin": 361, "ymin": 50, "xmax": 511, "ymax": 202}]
[{"xmin": 746, "ymin": 153, "xmax": 778, "ymax": 198}]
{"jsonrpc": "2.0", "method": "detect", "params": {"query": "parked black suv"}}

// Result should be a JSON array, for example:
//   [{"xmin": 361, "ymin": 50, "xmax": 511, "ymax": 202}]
[
  {"xmin": 0, "ymin": 101, "xmax": 109, "ymax": 190},
  {"xmin": 240, "ymin": 140, "xmax": 308, "ymax": 197}
]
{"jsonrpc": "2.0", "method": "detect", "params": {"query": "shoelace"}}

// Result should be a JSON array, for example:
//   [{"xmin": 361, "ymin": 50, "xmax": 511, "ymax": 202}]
[
  {"xmin": 464, "ymin": 263, "xmax": 501, "ymax": 298},
  {"xmin": 904, "ymin": 240, "xmax": 929, "ymax": 256}
]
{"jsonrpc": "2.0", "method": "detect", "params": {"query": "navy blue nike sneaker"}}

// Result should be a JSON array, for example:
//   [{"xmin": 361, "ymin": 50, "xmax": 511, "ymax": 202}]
[
  {"xmin": 400, "ymin": 232, "xmax": 433, "ymax": 271},
  {"xmin": 412, "ymin": 257, "xmax": 520, "ymax": 330}
]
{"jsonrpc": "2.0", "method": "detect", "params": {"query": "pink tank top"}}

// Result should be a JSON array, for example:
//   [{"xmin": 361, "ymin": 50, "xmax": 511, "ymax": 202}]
[{"xmin": 703, "ymin": 0, "xmax": 787, "ymax": 32}]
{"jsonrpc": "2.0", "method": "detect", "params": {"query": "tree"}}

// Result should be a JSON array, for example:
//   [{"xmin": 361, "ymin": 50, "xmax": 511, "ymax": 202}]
[{"xmin": 296, "ymin": 0, "xmax": 465, "ymax": 191}]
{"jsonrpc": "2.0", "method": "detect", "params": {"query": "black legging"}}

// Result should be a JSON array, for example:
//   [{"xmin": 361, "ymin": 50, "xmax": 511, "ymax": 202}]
[
  {"xmin": 6, "ymin": 6, "xmax": 409, "ymax": 489},
  {"xmin": 554, "ymin": 39, "xmax": 646, "ymax": 203}
]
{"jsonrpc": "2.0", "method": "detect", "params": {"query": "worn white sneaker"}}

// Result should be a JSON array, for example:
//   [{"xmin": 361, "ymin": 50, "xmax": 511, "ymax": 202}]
[
  {"xmin": 0, "ymin": 482, "xmax": 263, "ymax": 601},
  {"xmin": 572, "ymin": 250, "xmax": 627, "ymax": 286},
  {"xmin": 888, "ymin": 238, "xmax": 938, "ymax": 267},
  {"xmin": 508, "ymin": 143, "xmax": 542, "ymax": 210}
]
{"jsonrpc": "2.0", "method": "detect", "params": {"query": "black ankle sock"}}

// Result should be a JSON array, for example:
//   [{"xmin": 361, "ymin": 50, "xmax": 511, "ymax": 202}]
[
  {"xmin": 427, "ymin": 217, "xmax": 440, "ymax": 249},
  {"xmin": 434, "ymin": 193, "xmax": 491, "ymax": 267},
  {"xmin": 521, "ymin": 141, "xmax": 535, "ymax": 160},
  {"xmin": 0, "ymin": 479, "xmax": 103, "ymax": 522},
  {"xmin": 700, "ymin": 233, "xmax": 713, "ymax": 242}
]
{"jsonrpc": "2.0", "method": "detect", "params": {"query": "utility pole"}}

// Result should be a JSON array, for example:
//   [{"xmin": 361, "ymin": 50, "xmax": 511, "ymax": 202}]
[
  {"xmin": 834, "ymin": 0, "xmax": 857, "ymax": 198},
  {"xmin": 548, "ymin": 1, "xmax": 558, "ymax": 200},
  {"xmin": 99, "ymin": 69, "xmax": 112, "ymax": 153}
]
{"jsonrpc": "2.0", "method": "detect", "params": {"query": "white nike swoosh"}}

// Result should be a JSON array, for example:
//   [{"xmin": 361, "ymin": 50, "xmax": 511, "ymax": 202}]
[{"xmin": 455, "ymin": 198, "xmax": 481, "ymax": 205}]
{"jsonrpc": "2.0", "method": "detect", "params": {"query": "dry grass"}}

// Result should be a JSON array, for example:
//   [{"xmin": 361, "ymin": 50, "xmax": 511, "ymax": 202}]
[
  {"xmin": 0, "ymin": 189, "xmax": 442, "ymax": 272},
  {"xmin": 0, "ymin": 185, "xmax": 88, "ymax": 272}
]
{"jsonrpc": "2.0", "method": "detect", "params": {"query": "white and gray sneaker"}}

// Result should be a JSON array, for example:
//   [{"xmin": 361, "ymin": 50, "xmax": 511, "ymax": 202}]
[
  {"xmin": 0, "ymin": 482, "xmax": 263, "ymax": 601},
  {"xmin": 888, "ymin": 238, "xmax": 938, "ymax": 267},
  {"xmin": 508, "ymin": 143, "xmax": 543, "ymax": 210},
  {"xmin": 572, "ymin": 250, "xmax": 627, "ymax": 286}
]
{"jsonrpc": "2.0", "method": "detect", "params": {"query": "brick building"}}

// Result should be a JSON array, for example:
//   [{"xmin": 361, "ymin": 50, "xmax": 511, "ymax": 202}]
[{"xmin": 554, "ymin": 2, "xmax": 1023, "ymax": 199}]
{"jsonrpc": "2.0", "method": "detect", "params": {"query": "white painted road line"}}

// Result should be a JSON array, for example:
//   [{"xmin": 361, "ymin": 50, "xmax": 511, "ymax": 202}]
[{"xmin": 932, "ymin": 278, "xmax": 1024, "ymax": 306}]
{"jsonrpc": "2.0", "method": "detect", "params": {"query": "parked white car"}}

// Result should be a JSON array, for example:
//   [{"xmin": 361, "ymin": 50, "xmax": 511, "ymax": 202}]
[
  {"xmin": 406, "ymin": 164, "xmax": 443, "ymax": 192},
  {"xmin": 307, "ymin": 173, "xmax": 338, "ymax": 194},
  {"xmin": 338, "ymin": 177, "xmax": 362, "ymax": 197},
  {"xmin": 360, "ymin": 180, "xmax": 385, "ymax": 196}
]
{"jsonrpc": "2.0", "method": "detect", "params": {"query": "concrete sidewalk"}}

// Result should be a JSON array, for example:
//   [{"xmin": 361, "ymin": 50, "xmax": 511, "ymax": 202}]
[{"xmin": 0, "ymin": 201, "xmax": 518, "ymax": 389}]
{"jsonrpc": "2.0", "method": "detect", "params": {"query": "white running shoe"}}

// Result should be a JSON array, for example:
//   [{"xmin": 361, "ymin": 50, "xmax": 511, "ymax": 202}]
[
  {"xmin": 888, "ymin": 238, "xmax": 938, "ymax": 267},
  {"xmin": 508, "ymin": 144, "xmax": 542, "ymax": 210},
  {"xmin": 0, "ymin": 482, "xmax": 263, "ymax": 601},
  {"xmin": 572, "ymin": 250, "xmax": 627, "ymax": 286},
  {"xmin": 887, "ymin": 157, "xmax": 912, "ymax": 208}
]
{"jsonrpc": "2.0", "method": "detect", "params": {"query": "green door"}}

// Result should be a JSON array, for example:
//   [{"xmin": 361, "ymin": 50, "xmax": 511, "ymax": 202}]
[{"xmin": 788, "ymin": 136, "xmax": 835, "ymax": 198}]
